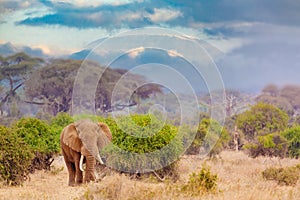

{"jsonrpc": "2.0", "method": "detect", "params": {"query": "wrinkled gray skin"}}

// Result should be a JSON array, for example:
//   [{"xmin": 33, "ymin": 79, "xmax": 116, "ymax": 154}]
[{"xmin": 60, "ymin": 119, "xmax": 112, "ymax": 186}]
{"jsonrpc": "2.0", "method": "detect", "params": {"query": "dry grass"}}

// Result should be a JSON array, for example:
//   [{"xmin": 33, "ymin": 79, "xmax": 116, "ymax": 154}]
[
  {"xmin": 1, "ymin": 151, "xmax": 299, "ymax": 200},
  {"xmin": 0, "ymin": 157, "xmax": 86, "ymax": 200}
]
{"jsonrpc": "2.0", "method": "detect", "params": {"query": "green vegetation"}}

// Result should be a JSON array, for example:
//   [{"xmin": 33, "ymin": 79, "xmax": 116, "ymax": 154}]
[
  {"xmin": 107, "ymin": 114, "xmax": 179, "ymax": 153},
  {"xmin": 103, "ymin": 114, "xmax": 182, "ymax": 179},
  {"xmin": 0, "ymin": 113, "xmax": 184, "ymax": 185},
  {"xmin": 236, "ymin": 103, "xmax": 289, "ymax": 140},
  {"xmin": 13, "ymin": 118, "xmax": 60, "ymax": 172},
  {"xmin": 281, "ymin": 126, "xmax": 300, "ymax": 158},
  {"xmin": 14, "ymin": 118, "xmax": 59, "ymax": 154},
  {"xmin": 235, "ymin": 103, "xmax": 293, "ymax": 158},
  {"xmin": 0, "ymin": 114, "xmax": 71, "ymax": 185},
  {"xmin": 186, "ymin": 118, "xmax": 230, "ymax": 157},
  {"xmin": 262, "ymin": 165, "xmax": 300, "ymax": 186},
  {"xmin": 181, "ymin": 165, "xmax": 218, "ymax": 195},
  {"xmin": 0, "ymin": 126, "xmax": 33, "ymax": 185},
  {"xmin": 243, "ymin": 133, "xmax": 288, "ymax": 158}
]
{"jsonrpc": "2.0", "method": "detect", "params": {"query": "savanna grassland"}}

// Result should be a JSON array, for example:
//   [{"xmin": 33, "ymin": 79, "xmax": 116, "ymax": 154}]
[
  {"xmin": 1, "ymin": 54, "xmax": 300, "ymax": 200},
  {"xmin": 1, "ymin": 151, "xmax": 299, "ymax": 200}
]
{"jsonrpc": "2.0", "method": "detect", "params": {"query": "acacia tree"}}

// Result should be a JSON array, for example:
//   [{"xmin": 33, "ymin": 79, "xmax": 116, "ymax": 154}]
[
  {"xmin": 236, "ymin": 103, "xmax": 289, "ymax": 140},
  {"xmin": 280, "ymin": 85, "xmax": 300, "ymax": 111},
  {"xmin": 25, "ymin": 59, "xmax": 82, "ymax": 115},
  {"xmin": 256, "ymin": 95, "xmax": 294, "ymax": 116},
  {"xmin": 281, "ymin": 126, "xmax": 300, "ymax": 158},
  {"xmin": 236, "ymin": 103, "xmax": 289, "ymax": 158},
  {"xmin": 262, "ymin": 84, "xmax": 279, "ymax": 96},
  {"xmin": 257, "ymin": 84, "xmax": 300, "ymax": 117},
  {"xmin": 25, "ymin": 59, "xmax": 162, "ymax": 115},
  {"xmin": 0, "ymin": 53, "xmax": 43, "ymax": 115},
  {"xmin": 186, "ymin": 117, "xmax": 229, "ymax": 157}
]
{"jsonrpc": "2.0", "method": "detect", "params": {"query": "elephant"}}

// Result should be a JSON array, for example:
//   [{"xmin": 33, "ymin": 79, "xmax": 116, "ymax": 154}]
[{"xmin": 60, "ymin": 119, "xmax": 112, "ymax": 186}]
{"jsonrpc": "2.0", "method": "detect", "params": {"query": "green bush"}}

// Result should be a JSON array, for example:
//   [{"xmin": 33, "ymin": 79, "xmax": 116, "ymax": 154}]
[
  {"xmin": 262, "ymin": 165, "xmax": 300, "ymax": 186},
  {"xmin": 0, "ymin": 126, "xmax": 33, "ymax": 185},
  {"xmin": 237, "ymin": 103, "xmax": 289, "ymax": 140},
  {"xmin": 244, "ymin": 133, "xmax": 288, "ymax": 158},
  {"xmin": 281, "ymin": 126, "xmax": 300, "ymax": 158},
  {"xmin": 181, "ymin": 165, "xmax": 218, "ymax": 196},
  {"xmin": 186, "ymin": 118, "xmax": 230, "ymax": 157},
  {"xmin": 13, "ymin": 118, "xmax": 59, "ymax": 172},
  {"xmin": 50, "ymin": 112, "xmax": 74, "ymax": 150},
  {"xmin": 50, "ymin": 112, "xmax": 74, "ymax": 128},
  {"xmin": 102, "ymin": 114, "xmax": 182, "ymax": 180}
]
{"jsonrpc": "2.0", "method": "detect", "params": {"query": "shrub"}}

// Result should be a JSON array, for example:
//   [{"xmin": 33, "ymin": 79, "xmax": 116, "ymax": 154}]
[
  {"xmin": 102, "ymin": 114, "xmax": 182, "ymax": 181},
  {"xmin": 281, "ymin": 126, "xmax": 300, "ymax": 158},
  {"xmin": 186, "ymin": 118, "xmax": 230, "ymax": 157},
  {"xmin": 13, "ymin": 118, "xmax": 59, "ymax": 172},
  {"xmin": 50, "ymin": 112, "xmax": 74, "ymax": 128},
  {"xmin": 0, "ymin": 126, "xmax": 33, "ymax": 185},
  {"xmin": 50, "ymin": 112, "xmax": 74, "ymax": 150},
  {"xmin": 262, "ymin": 165, "xmax": 300, "ymax": 186},
  {"xmin": 243, "ymin": 133, "xmax": 288, "ymax": 158},
  {"xmin": 181, "ymin": 165, "xmax": 218, "ymax": 196},
  {"xmin": 237, "ymin": 103, "xmax": 289, "ymax": 140}
]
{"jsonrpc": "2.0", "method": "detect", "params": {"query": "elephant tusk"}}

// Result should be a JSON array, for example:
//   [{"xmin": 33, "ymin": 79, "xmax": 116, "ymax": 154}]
[
  {"xmin": 79, "ymin": 155, "xmax": 85, "ymax": 172},
  {"xmin": 97, "ymin": 154, "xmax": 104, "ymax": 165}
]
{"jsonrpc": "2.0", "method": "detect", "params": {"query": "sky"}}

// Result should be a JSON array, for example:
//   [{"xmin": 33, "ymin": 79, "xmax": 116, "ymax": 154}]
[{"xmin": 1, "ymin": 0, "xmax": 300, "ymax": 91}]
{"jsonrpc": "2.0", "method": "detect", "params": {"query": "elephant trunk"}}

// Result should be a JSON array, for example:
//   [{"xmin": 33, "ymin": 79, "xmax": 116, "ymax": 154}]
[
  {"xmin": 79, "ymin": 153, "xmax": 104, "ymax": 172},
  {"xmin": 84, "ymin": 155, "xmax": 97, "ymax": 182}
]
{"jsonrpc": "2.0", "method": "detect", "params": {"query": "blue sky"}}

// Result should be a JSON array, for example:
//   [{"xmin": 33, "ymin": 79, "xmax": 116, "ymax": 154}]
[{"xmin": 1, "ymin": 0, "xmax": 300, "ymax": 91}]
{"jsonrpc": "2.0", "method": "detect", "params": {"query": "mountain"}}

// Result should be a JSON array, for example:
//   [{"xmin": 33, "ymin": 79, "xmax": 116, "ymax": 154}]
[
  {"xmin": 69, "ymin": 49, "xmax": 90, "ymax": 60},
  {"xmin": 0, "ymin": 42, "xmax": 48, "ymax": 58},
  {"xmin": 0, "ymin": 42, "xmax": 18, "ymax": 55},
  {"xmin": 69, "ymin": 38, "xmax": 107, "ymax": 60},
  {"xmin": 68, "ymin": 36, "xmax": 262, "ymax": 94}
]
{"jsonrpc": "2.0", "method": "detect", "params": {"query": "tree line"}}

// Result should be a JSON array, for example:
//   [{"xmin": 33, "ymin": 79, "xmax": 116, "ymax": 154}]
[{"xmin": 0, "ymin": 53, "xmax": 162, "ymax": 118}]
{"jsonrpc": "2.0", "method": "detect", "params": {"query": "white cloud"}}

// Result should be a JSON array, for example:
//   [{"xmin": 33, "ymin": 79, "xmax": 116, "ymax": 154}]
[
  {"xmin": 122, "ymin": 12, "xmax": 142, "ymax": 21},
  {"xmin": 167, "ymin": 50, "xmax": 183, "ymax": 57},
  {"xmin": 31, "ymin": 44, "xmax": 51, "ymax": 54},
  {"xmin": 207, "ymin": 38, "xmax": 248, "ymax": 53},
  {"xmin": 86, "ymin": 12, "xmax": 103, "ymax": 21},
  {"xmin": 128, "ymin": 47, "xmax": 144, "ymax": 58},
  {"xmin": 0, "ymin": 0, "xmax": 39, "ymax": 13},
  {"xmin": 49, "ymin": 0, "xmax": 138, "ymax": 7},
  {"xmin": 145, "ymin": 8, "xmax": 182, "ymax": 23}
]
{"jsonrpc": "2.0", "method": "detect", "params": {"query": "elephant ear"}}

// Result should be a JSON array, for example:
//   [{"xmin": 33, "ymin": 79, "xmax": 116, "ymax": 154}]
[
  {"xmin": 62, "ymin": 123, "xmax": 82, "ymax": 152},
  {"xmin": 98, "ymin": 122, "xmax": 112, "ymax": 141},
  {"xmin": 96, "ymin": 122, "xmax": 112, "ymax": 152}
]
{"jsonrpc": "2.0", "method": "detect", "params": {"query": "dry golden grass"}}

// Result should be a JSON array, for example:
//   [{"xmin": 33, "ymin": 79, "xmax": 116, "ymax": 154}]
[{"xmin": 1, "ymin": 151, "xmax": 299, "ymax": 200}]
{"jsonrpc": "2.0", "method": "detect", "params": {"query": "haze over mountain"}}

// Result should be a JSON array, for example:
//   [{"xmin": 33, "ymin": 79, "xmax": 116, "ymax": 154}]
[{"xmin": 0, "ymin": 42, "xmax": 48, "ymax": 58}]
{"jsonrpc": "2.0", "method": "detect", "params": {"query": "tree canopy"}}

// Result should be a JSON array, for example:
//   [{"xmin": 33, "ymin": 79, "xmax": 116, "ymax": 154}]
[
  {"xmin": 236, "ymin": 103, "xmax": 289, "ymax": 140},
  {"xmin": 0, "ymin": 53, "xmax": 43, "ymax": 114},
  {"xmin": 24, "ymin": 58, "xmax": 162, "ymax": 115},
  {"xmin": 257, "ymin": 84, "xmax": 300, "ymax": 116}
]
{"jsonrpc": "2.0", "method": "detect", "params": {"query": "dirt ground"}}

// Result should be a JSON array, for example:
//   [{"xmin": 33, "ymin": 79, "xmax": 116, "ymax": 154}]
[{"xmin": 0, "ymin": 151, "xmax": 299, "ymax": 200}]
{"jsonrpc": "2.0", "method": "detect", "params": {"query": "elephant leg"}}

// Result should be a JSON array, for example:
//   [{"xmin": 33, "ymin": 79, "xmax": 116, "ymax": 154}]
[
  {"xmin": 84, "ymin": 155, "xmax": 96, "ymax": 183},
  {"xmin": 61, "ymin": 147, "xmax": 77, "ymax": 186},
  {"xmin": 63, "ymin": 158, "xmax": 76, "ymax": 186},
  {"xmin": 74, "ymin": 157, "xmax": 83, "ymax": 184}
]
